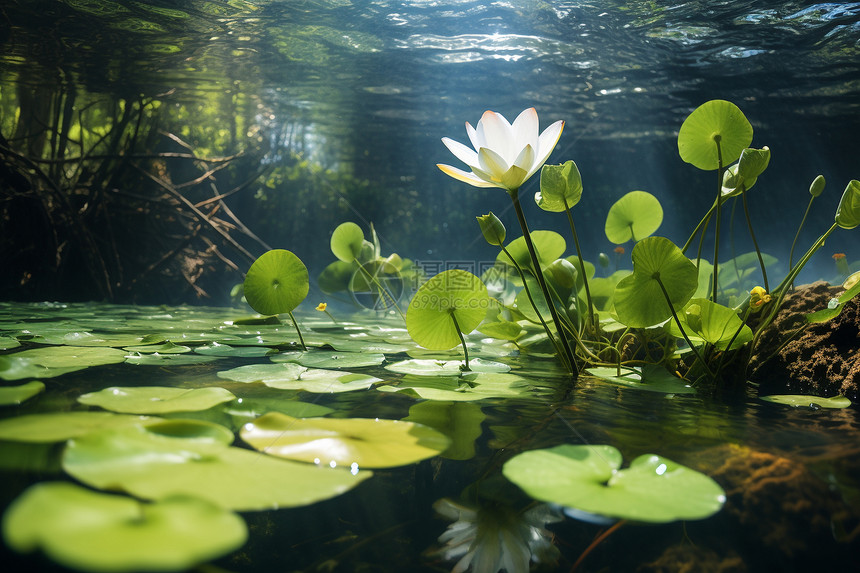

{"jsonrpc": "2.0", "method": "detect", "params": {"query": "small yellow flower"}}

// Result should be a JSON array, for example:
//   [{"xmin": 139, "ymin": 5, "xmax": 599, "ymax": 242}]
[
  {"xmin": 315, "ymin": 303, "xmax": 327, "ymax": 312},
  {"xmin": 749, "ymin": 286, "xmax": 772, "ymax": 311}
]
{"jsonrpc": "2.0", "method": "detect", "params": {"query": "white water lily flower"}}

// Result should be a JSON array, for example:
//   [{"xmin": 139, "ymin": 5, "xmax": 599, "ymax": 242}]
[{"xmin": 437, "ymin": 108, "xmax": 564, "ymax": 193}]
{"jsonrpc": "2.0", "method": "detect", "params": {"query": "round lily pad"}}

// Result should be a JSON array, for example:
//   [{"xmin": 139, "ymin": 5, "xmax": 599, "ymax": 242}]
[
  {"xmin": 0, "ymin": 412, "xmax": 161, "ymax": 443},
  {"xmin": 665, "ymin": 298, "xmax": 752, "ymax": 350},
  {"xmin": 678, "ymin": 100, "xmax": 753, "ymax": 171},
  {"xmin": 376, "ymin": 372, "xmax": 534, "ymax": 402},
  {"xmin": 502, "ymin": 444, "xmax": 725, "ymax": 523},
  {"xmin": 760, "ymin": 395, "xmax": 851, "ymax": 409},
  {"xmin": 62, "ymin": 424, "xmax": 372, "ymax": 511},
  {"xmin": 259, "ymin": 368, "xmax": 381, "ymax": 393},
  {"xmin": 217, "ymin": 362, "xmax": 307, "ymax": 384},
  {"xmin": 406, "ymin": 270, "xmax": 488, "ymax": 351},
  {"xmin": 384, "ymin": 358, "xmax": 509, "ymax": 376},
  {"xmin": 0, "ymin": 381, "xmax": 45, "ymax": 406},
  {"xmin": 614, "ymin": 237, "xmax": 698, "ymax": 328},
  {"xmin": 271, "ymin": 350, "xmax": 386, "ymax": 369},
  {"xmin": 243, "ymin": 249, "xmax": 309, "ymax": 316},
  {"xmin": 2, "ymin": 482, "xmax": 247, "ymax": 572},
  {"xmin": 78, "ymin": 386, "xmax": 237, "ymax": 414},
  {"xmin": 6, "ymin": 345, "xmax": 128, "ymax": 368},
  {"xmin": 122, "ymin": 341, "xmax": 192, "ymax": 354},
  {"xmin": 194, "ymin": 343, "xmax": 274, "ymax": 358},
  {"xmin": 584, "ymin": 366, "xmax": 695, "ymax": 394},
  {"xmin": 240, "ymin": 412, "xmax": 450, "ymax": 468},
  {"xmin": 604, "ymin": 190, "xmax": 663, "ymax": 244},
  {"xmin": 330, "ymin": 222, "xmax": 365, "ymax": 263}
]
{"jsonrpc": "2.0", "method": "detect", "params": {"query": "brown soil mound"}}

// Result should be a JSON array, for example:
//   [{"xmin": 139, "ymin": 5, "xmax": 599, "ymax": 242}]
[{"xmin": 748, "ymin": 281, "xmax": 860, "ymax": 402}]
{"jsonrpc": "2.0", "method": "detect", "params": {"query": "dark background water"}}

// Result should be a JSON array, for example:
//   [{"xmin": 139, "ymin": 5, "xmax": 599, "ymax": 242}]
[{"xmin": 1, "ymin": 0, "xmax": 859, "ymax": 303}]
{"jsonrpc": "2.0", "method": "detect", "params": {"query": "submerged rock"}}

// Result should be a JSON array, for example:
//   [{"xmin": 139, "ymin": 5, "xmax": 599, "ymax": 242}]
[{"xmin": 749, "ymin": 281, "xmax": 860, "ymax": 402}]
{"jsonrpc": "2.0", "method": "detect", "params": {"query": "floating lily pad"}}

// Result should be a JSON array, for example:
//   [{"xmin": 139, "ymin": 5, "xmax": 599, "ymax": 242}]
[
  {"xmin": 760, "ymin": 395, "xmax": 851, "ymax": 409},
  {"xmin": 328, "ymin": 338, "xmax": 413, "ymax": 353},
  {"xmin": 377, "ymin": 372, "xmax": 534, "ymax": 402},
  {"xmin": 124, "ymin": 353, "xmax": 220, "ymax": 366},
  {"xmin": 263, "ymin": 368, "xmax": 381, "ymax": 393},
  {"xmin": 271, "ymin": 350, "xmax": 386, "ymax": 369},
  {"xmin": 60, "ymin": 332, "xmax": 154, "ymax": 347},
  {"xmin": 502, "ymin": 444, "xmax": 725, "ymax": 523},
  {"xmin": 78, "ymin": 386, "xmax": 237, "ymax": 414},
  {"xmin": 62, "ymin": 424, "xmax": 372, "ymax": 511},
  {"xmin": 0, "ymin": 346, "xmax": 128, "ymax": 380},
  {"xmin": 240, "ymin": 412, "xmax": 450, "ymax": 468},
  {"xmin": 194, "ymin": 342, "xmax": 275, "ymax": 358},
  {"xmin": 0, "ymin": 412, "xmax": 160, "ymax": 443},
  {"xmin": 122, "ymin": 341, "xmax": 192, "ymax": 354},
  {"xmin": 224, "ymin": 398, "xmax": 334, "ymax": 424},
  {"xmin": 0, "ymin": 335, "xmax": 22, "ymax": 350},
  {"xmin": 585, "ymin": 366, "xmax": 695, "ymax": 394},
  {"xmin": 2, "ymin": 482, "xmax": 247, "ymax": 572},
  {"xmin": 217, "ymin": 363, "xmax": 307, "ymax": 384},
  {"xmin": 0, "ymin": 381, "xmax": 45, "ymax": 406}
]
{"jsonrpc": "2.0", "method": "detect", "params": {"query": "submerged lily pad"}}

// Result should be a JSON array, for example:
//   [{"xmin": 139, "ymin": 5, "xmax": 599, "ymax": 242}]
[
  {"xmin": 585, "ymin": 366, "xmax": 695, "ymax": 394},
  {"xmin": 0, "ymin": 381, "xmax": 45, "ymax": 406},
  {"xmin": 241, "ymin": 412, "xmax": 449, "ymax": 469},
  {"xmin": 502, "ymin": 444, "xmax": 725, "ymax": 523},
  {"xmin": 2, "ymin": 482, "xmax": 247, "ymax": 572},
  {"xmin": 78, "ymin": 386, "xmax": 237, "ymax": 414},
  {"xmin": 760, "ymin": 395, "xmax": 851, "ymax": 409},
  {"xmin": 0, "ymin": 412, "xmax": 160, "ymax": 443},
  {"xmin": 404, "ymin": 401, "xmax": 486, "ymax": 461},
  {"xmin": 62, "ymin": 424, "xmax": 372, "ymax": 511}
]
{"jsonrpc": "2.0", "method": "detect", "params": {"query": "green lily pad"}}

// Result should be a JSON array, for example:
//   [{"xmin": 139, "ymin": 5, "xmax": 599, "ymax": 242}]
[
  {"xmin": 78, "ymin": 386, "xmax": 237, "ymax": 414},
  {"xmin": 496, "ymin": 230, "xmax": 566, "ymax": 273},
  {"xmin": 477, "ymin": 320, "xmax": 524, "ymax": 341},
  {"xmin": 585, "ymin": 366, "xmax": 696, "ymax": 394},
  {"xmin": 271, "ymin": 350, "xmax": 386, "ymax": 369},
  {"xmin": 224, "ymin": 398, "xmax": 334, "ymax": 424},
  {"xmin": 0, "ymin": 412, "xmax": 160, "ymax": 443},
  {"xmin": 0, "ymin": 381, "xmax": 45, "ymax": 406},
  {"xmin": 406, "ymin": 270, "xmax": 489, "ymax": 351},
  {"xmin": 604, "ymin": 190, "xmax": 663, "ymax": 244},
  {"xmin": 60, "ymin": 332, "xmax": 153, "ymax": 347},
  {"xmin": 760, "ymin": 395, "xmax": 852, "ymax": 409},
  {"xmin": 328, "ymin": 338, "xmax": 413, "ymax": 353},
  {"xmin": 240, "ymin": 412, "xmax": 450, "ymax": 468},
  {"xmin": 502, "ymin": 444, "xmax": 725, "ymax": 523},
  {"xmin": 376, "ymin": 372, "xmax": 534, "ymax": 402},
  {"xmin": 260, "ymin": 368, "xmax": 381, "ymax": 393},
  {"xmin": 217, "ymin": 362, "xmax": 307, "ymax": 384},
  {"xmin": 666, "ymin": 298, "xmax": 753, "ymax": 350},
  {"xmin": 124, "ymin": 353, "xmax": 221, "ymax": 366},
  {"xmin": 122, "ymin": 341, "xmax": 192, "ymax": 354},
  {"xmin": 678, "ymin": 100, "xmax": 753, "ymax": 170},
  {"xmin": 385, "ymin": 358, "xmax": 509, "ymax": 376},
  {"xmin": 2, "ymin": 482, "xmax": 247, "ymax": 573},
  {"xmin": 0, "ymin": 336, "xmax": 21, "ymax": 350},
  {"xmin": 62, "ymin": 424, "xmax": 372, "ymax": 511},
  {"xmin": 0, "ymin": 346, "xmax": 128, "ymax": 380},
  {"xmin": 194, "ymin": 342, "xmax": 275, "ymax": 358},
  {"xmin": 243, "ymin": 249, "xmax": 309, "ymax": 316},
  {"xmin": 614, "ymin": 237, "xmax": 698, "ymax": 328},
  {"xmin": 330, "ymin": 222, "xmax": 365, "ymax": 263}
]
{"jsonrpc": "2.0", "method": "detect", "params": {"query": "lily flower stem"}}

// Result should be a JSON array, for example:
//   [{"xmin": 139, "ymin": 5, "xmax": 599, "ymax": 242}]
[
  {"xmin": 740, "ymin": 186, "xmax": 769, "ymax": 291},
  {"xmin": 682, "ymin": 204, "xmax": 716, "ymax": 255},
  {"xmin": 571, "ymin": 520, "xmax": 627, "ymax": 572},
  {"xmin": 788, "ymin": 196, "xmax": 815, "ymax": 277},
  {"xmin": 510, "ymin": 188, "xmax": 579, "ymax": 376},
  {"xmin": 714, "ymin": 307, "xmax": 752, "ymax": 377},
  {"xmin": 563, "ymin": 196, "xmax": 597, "ymax": 335},
  {"xmin": 449, "ymin": 310, "xmax": 470, "ymax": 371},
  {"xmin": 287, "ymin": 310, "xmax": 308, "ymax": 351},
  {"xmin": 499, "ymin": 245, "xmax": 567, "ymax": 366},
  {"xmin": 712, "ymin": 140, "xmax": 725, "ymax": 303},
  {"xmin": 654, "ymin": 275, "xmax": 715, "ymax": 379}
]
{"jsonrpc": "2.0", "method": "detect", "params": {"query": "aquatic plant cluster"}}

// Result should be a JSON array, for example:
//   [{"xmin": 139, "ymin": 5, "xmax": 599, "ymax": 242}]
[{"xmin": 0, "ymin": 100, "xmax": 857, "ymax": 573}]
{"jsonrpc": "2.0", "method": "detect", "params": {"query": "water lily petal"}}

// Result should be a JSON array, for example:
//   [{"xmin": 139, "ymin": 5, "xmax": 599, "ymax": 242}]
[
  {"xmin": 530, "ymin": 119, "xmax": 565, "ymax": 178},
  {"xmin": 465, "ymin": 122, "xmax": 482, "ymax": 151},
  {"xmin": 513, "ymin": 144, "xmax": 536, "ymax": 172},
  {"xmin": 512, "ymin": 108, "xmax": 539, "ymax": 156},
  {"xmin": 437, "ymin": 164, "xmax": 497, "ymax": 188},
  {"xmin": 471, "ymin": 165, "xmax": 508, "ymax": 189},
  {"xmin": 441, "ymin": 137, "xmax": 480, "ymax": 170},
  {"xmin": 478, "ymin": 147, "xmax": 510, "ymax": 179},
  {"xmin": 477, "ymin": 111, "xmax": 515, "ymax": 163}
]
